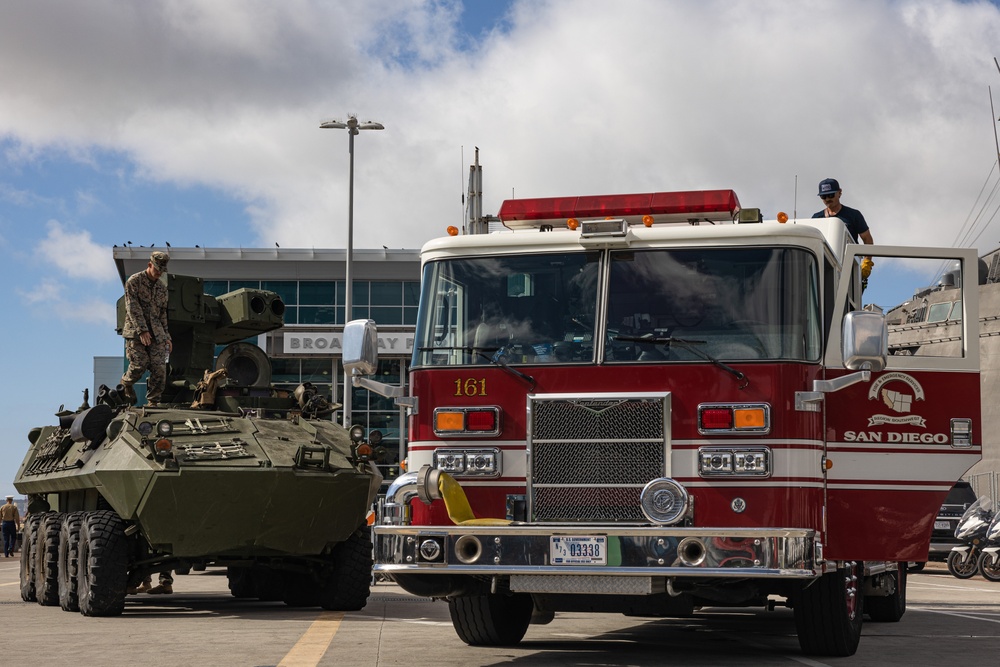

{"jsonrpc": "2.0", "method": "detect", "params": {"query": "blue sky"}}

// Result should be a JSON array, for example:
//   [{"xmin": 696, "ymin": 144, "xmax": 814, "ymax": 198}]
[{"xmin": 2, "ymin": 0, "xmax": 1000, "ymax": 488}]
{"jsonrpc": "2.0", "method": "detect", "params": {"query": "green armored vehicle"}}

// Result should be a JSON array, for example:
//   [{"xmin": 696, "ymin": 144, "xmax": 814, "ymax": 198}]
[{"xmin": 14, "ymin": 274, "xmax": 380, "ymax": 616}]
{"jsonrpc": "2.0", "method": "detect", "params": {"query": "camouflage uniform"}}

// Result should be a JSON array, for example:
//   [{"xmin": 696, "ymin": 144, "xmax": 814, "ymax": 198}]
[{"xmin": 121, "ymin": 252, "xmax": 171, "ymax": 404}]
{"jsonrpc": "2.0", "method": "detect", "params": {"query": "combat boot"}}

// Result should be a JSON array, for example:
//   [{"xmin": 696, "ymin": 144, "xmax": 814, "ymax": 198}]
[
  {"xmin": 122, "ymin": 383, "xmax": 137, "ymax": 406},
  {"xmin": 147, "ymin": 583, "xmax": 173, "ymax": 595},
  {"xmin": 135, "ymin": 580, "xmax": 153, "ymax": 594}
]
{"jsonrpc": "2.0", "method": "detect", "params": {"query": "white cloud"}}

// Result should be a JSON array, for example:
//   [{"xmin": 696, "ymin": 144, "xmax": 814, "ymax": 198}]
[
  {"xmin": 34, "ymin": 220, "xmax": 119, "ymax": 282},
  {"xmin": 1, "ymin": 0, "xmax": 999, "ymax": 256}
]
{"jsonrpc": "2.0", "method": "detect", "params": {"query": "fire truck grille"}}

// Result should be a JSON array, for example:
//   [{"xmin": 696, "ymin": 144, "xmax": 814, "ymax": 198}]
[{"xmin": 528, "ymin": 394, "xmax": 669, "ymax": 523}]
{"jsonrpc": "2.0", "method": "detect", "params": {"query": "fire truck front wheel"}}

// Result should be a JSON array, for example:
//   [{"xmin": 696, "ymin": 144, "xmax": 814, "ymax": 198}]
[
  {"xmin": 448, "ymin": 592, "xmax": 534, "ymax": 646},
  {"xmin": 792, "ymin": 562, "xmax": 863, "ymax": 657}
]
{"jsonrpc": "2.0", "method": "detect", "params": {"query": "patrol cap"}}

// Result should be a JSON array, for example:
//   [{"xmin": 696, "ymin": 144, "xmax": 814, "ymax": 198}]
[
  {"xmin": 817, "ymin": 178, "xmax": 841, "ymax": 197},
  {"xmin": 150, "ymin": 251, "xmax": 170, "ymax": 272}
]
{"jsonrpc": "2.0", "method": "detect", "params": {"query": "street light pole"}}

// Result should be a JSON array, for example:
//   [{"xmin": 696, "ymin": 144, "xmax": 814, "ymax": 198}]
[{"xmin": 321, "ymin": 115, "xmax": 384, "ymax": 429}]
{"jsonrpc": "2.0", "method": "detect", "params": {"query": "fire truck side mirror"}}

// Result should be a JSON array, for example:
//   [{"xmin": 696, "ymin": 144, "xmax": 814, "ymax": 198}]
[
  {"xmin": 343, "ymin": 318, "xmax": 379, "ymax": 376},
  {"xmin": 841, "ymin": 311, "xmax": 887, "ymax": 372}
]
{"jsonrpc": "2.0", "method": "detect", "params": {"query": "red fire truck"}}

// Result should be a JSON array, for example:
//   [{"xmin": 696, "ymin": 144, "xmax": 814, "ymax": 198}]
[{"xmin": 344, "ymin": 189, "xmax": 982, "ymax": 656}]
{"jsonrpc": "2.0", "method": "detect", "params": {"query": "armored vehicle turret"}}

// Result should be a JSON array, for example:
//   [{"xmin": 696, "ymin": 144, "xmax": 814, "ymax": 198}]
[{"xmin": 14, "ymin": 274, "xmax": 380, "ymax": 616}]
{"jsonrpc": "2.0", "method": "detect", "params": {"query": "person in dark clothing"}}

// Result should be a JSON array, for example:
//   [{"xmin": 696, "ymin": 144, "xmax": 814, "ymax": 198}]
[{"xmin": 813, "ymin": 178, "xmax": 874, "ymax": 284}]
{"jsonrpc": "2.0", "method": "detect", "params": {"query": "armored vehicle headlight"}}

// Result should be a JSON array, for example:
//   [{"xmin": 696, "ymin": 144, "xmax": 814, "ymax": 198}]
[
  {"xmin": 350, "ymin": 424, "xmax": 365, "ymax": 443},
  {"xmin": 156, "ymin": 420, "xmax": 173, "ymax": 437},
  {"xmin": 138, "ymin": 421, "xmax": 153, "ymax": 437}
]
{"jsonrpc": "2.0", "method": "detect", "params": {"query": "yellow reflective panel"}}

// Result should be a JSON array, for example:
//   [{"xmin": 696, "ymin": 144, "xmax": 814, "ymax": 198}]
[
  {"xmin": 435, "ymin": 411, "xmax": 465, "ymax": 431},
  {"xmin": 734, "ymin": 408, "xmax": 766, "ymax": 429}
]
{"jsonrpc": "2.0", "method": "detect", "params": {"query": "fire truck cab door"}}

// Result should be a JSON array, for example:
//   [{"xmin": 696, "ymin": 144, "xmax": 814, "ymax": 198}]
[{"xmin": 822, "ymin": 245, "xmax": 982, "ymax": 562}]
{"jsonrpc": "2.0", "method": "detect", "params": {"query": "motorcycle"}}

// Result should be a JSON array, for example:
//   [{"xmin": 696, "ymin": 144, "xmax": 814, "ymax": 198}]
[
  {"xmin": 947, "ymin": 496, "xmax": 994, "ymax": 579},
  {"xmin": 976, "ymin": 505, "xmax": 1000, "ymax": 582}
]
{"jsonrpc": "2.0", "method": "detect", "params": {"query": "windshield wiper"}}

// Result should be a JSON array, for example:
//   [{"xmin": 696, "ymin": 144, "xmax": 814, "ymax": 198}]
[
  {"xmin": 418, "ymin": 345, "xmax": 536, "ymax": 389},
  {"xmin": 615, "ymin": 334, "xmax": 749, "ymax": 390}
]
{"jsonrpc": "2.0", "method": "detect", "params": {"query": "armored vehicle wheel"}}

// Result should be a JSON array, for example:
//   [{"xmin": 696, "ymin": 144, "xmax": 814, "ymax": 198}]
[
  {"xmin": 977, "ymin": 551, "xmax": 1000, "ymax": 582},
  {"xmin": 227, "ymin": 567, "xmax": 255, "ymax": 598},
  {"xmin": 947, "ymin": 549, "xmax": 979, "ymax": 579},
  {"xmin": 793, "ymin": 561, "xmax": 863, "ymax": 656},
  {"xmin": 77, "ymin": 511, "xmax": 129, "ymax": 617},
  {"xmin": 58, "ymin": 513, "xmax": 85, "ymax": 612},
  {"xmin": 174, "ymin": 565, "xmax": 191, "ymax": 575},
  {"xmin": 866, "ymin": 563, "xmax": 906, "ymax": 622},
  {"xmin": 252, "ymin": 567, "xmax": 284, "ymax": 601},
  {"xmin": 19, "ymin": 513, "xmax": 46, "ymax": 602},
  {"xmin": 35, "ymin": 512, "xmax": 65, "ymax": 606},
  {"xmin": 319, "ymin": 525, "xmax": 373, "ymax": 611},
  {"xmin": 448, "ymin": 592, "xmax": 534, "ymax": 646},
  {"xmin": 282, "ymin": 571, "xmax": 320, "ymax": 607}
]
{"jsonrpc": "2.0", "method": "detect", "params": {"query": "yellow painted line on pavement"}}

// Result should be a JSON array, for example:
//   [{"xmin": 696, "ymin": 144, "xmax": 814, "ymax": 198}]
[
  {"xmin": 1, "ymin": 581, "xmax": 19, "ymax": 586},
  {"xmin": 278, "ymin": 611, "xmax": 345, "ymax": 667}
]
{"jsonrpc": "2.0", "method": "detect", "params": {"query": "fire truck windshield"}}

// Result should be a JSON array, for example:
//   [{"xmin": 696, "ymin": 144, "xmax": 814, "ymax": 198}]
[
  {"xmin": 606, "ymin": 247, "xmax": 821, "ymax": 363},
  {"xmin": 412, "ymin": 246, "xmax": 821, "ymax": 367}
]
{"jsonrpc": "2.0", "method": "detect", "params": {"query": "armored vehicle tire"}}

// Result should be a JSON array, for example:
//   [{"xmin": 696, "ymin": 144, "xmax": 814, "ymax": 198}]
[
  {"xmin": 977, "ymin": 552, "xmax": 1000, "ymax": 582},
  {"xmin": 253, "ymin": 568, "xmax": 285, "ymax": 601},
  {"xmin": 448, "ymin": 592, "xmax": 534, "ymax": 646},
  {"xmin": 35, "ymin": 512, "xmax": 65, "ymax": 606},
  {"xmin": 793, "ymin": 561, "xmax": 863, "ymax": 656},
  {"xmin": 866, "ymin": 563, "xmax": 907, "ymax": 622},
  {"xmin": 947, "ymin": 549, "xmax": 979, "ymax": 579},
  {"xmin": 174, "ymin": 566, "xmax": 191, "ymax": 575},
  {"xmin": 77, "ymin": 511, "xmax": 129, "ymax": 617},
  {"xmin": 319, "ymin": 525, "xmax": 373, "ymax": 611},
  {"xmin": 58, "ymin": 513, "xmax": 85, "ymax": 612},
  {"xmin": 19, "ymin": 513, "xmax": 46, "ymax": 602},
  {"xmin": 227, "ymin": 567, "xmax": 255, "ymax": 598},
  {"xmin": 283, "ymin": 571, "xmax": 320, "ymax": 607}
]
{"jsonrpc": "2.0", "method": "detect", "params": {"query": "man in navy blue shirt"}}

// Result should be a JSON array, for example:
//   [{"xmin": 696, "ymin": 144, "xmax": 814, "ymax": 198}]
[
  {"xmin": 812, "ymin": 178, "xmax": 874, "ymax": 245},
  {"xmin": 813, "ymin": 178, "xmax": 875, "ymax": 286}
]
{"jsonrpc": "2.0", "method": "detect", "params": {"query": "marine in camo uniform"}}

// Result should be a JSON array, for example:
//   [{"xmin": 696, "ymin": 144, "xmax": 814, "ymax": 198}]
[{"xmin": 120, "ymin": 251, "xmax": 172, "ymax": 405}]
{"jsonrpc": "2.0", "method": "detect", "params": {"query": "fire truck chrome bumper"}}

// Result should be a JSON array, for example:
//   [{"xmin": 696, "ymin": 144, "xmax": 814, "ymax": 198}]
[{"xmin": 374, "ymin": 525, "xmax": 816, "ymax": 578}]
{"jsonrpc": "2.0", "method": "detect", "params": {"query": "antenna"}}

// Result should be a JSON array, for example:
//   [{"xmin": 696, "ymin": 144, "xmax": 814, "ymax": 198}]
[
  {"xmin": 461, "ymin": 145, "xmax": 466, "ymax": 234},
  {"xmin": 793, "ymin": 174, "xmax": 798, "ymax": 220}
]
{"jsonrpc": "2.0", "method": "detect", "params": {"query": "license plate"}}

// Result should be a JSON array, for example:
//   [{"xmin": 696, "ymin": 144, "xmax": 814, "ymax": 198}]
[
  {"xmin": 934, "ymin": 520, "xmax": 951, "ymax": 530},
  {"xmin": 550, "ymin": 536, "xmax": 607, "ymax": 565}
]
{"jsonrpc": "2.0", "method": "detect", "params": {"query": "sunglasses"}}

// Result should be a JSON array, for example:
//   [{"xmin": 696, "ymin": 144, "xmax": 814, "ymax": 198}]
[{"xmin": 820, "ymin": 194, "xmax": 837, "ymax": 200}]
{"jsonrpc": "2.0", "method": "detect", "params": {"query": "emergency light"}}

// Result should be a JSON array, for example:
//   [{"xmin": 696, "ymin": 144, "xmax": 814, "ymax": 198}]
[{"xmin": 498, "ymin": 190, "xmax": 742, "ymax": 230}]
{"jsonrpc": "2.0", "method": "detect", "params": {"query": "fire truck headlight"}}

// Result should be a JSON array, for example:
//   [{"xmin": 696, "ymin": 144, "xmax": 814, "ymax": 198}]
[
  {"xmin": 733, "ymin": 450, "xmax": 770, "ymax": 475},
  {"xmin": 640, "ymin": 478, "xmax": 689, "ymax": 525},
  {"xmin": 699, "ymin": 447, "xmax": 771, "ymax": 477},
  {"xmin": 699, "ymin": 450, "xmax": 733, "ymax": 475},
  {"xmin": 433, "ymin": 448, "xmax": 501, "ymax": 477}
]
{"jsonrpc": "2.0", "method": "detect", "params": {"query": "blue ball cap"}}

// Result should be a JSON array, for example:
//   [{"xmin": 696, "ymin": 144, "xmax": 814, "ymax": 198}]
[{"xmin": 818, "ymin": 178, "xmax": 841, "ymax": 197}]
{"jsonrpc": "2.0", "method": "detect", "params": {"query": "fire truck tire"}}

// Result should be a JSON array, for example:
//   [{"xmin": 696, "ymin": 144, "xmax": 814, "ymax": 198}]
[
  {"xmin": 865, "ymin": 563, "xmax": 906, "ymax": 622},
  {"xmin": 977, "ymin": 552, "xmax": 1000, "ymax": 582},
  {"xmin": 448, "ymin": 592, "xmax": 533, "ymax": 646},
  {"xmin": 946, "ymin": 549, "xmax": 979, "ymax": 579},
  {"xmin": 793, "ymin": 562, "xmax": 863, "ymax": 656},
  {"xmin": 35, "ymin": 512, "xmax": 64, "ymax": 606},
  {"xmin": 77, "ymin": 511, "xmax": 129, "ymax": 617},
  {"xmin": 320, "ymin": 525, "xmax": 373, "ymax": 611},
  {"xmin": 19, "ymin": 513, "xmax": 46, "ymax": 602},
  {"xmin": 58, "ymin": 512, "xmax": 84, "ymax": 612}
]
